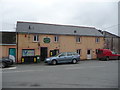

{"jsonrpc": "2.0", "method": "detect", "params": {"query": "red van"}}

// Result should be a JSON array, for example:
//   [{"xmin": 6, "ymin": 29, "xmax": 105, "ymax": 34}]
[{"xmin": 97, "ymin": 49, "xmax": 120, "ymax": 60}]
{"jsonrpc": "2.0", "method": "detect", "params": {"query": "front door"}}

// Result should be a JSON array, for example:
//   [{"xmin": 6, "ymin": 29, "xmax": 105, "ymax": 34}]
[
  {"xmin": 9, "ymin": 48, "xmax": 16, "ymax": 62},
  {"xmin": 40, "ymin": 47, "xmax": 48, "ymax": 61},
  {"xmin": 87, "ymin": 49, "xmax": 92, "ymax": 59}
]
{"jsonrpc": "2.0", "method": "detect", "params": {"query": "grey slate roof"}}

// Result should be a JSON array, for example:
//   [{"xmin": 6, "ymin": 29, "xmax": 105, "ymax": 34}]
[{"xmin": 16, "ymin": 21, "xmax": 103, "ymax": 37}]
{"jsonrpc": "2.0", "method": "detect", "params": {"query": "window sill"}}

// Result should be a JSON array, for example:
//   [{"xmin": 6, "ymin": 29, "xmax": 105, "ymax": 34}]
[
  {"xmin": 54, "ymin": 41, "xmax": 59, "ymax": 43},
  {"xmin": 95, "ymin": 42, "xmax": 100, "ymax": 43},
  {"xmin": 76, "ymin": 42, "xmax": 81, "ymax": 44},
  {"xmin": 33, "ymin": 41, "xmax": 39, "ymax": 43}
]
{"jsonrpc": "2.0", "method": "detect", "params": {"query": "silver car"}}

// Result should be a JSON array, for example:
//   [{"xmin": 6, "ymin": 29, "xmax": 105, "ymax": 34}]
[{"xmin": 45, "ymin": 52, "xmax": 80, "ymax": 65}]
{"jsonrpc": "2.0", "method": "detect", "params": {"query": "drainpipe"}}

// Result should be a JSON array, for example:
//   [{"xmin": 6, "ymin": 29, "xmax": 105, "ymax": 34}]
[
  {"xmin": 111, "ymin": 37, "xmax": 113, "ymax": 51},
  {"xmin": 16, "ymin": 32, "xmax": 18, "ymax": 64}
]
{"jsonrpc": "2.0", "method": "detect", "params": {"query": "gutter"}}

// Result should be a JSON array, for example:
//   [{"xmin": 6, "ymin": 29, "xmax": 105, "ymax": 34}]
[{"xmin": 0, "ymin": 44, "xmax": 16, "ymax": 46}]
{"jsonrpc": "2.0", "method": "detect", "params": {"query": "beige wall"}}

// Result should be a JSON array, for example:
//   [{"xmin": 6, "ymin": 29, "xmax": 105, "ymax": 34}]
[
  {"xmin": 0, "ymin": 45, "xmax": 16, "ymax": 58},
  {"xmin": 17, "ymin": 33, "xmax": 104, "ymax": 63}
]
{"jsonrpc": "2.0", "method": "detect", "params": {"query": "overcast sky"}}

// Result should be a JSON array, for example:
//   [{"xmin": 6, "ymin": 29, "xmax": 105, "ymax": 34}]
[{"xmin": 0, "ymin": 0, "xmax": 119, "ymax": 35}]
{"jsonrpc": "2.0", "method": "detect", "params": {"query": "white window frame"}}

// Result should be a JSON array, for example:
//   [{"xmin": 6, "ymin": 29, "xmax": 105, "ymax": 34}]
[
  {"xmin": 33, "ymin": 35, "xmax": 39, "ymax": 42},
  {"xmin": 54, "ymin": 35, "xmax": 59, "ymax": 42},
  {"xmin": 95, "ymin": 37, "xmax": 100, "ymax": 43},
  {"xmin": 77, "ymin": 49, "xmax": 81, "ymax": 55},
  {"xmin": 76, "ymin": 36, "xmax": 81, "ymax": 43}
]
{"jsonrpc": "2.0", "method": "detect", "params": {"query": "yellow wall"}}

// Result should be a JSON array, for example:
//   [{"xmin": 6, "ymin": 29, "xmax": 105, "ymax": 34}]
[{"xmin": 17, "ymin": 33, "xmax": 104, "ymax": 63}]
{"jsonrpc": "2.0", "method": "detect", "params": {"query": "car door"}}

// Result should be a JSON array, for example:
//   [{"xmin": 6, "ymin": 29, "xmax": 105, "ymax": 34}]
[
  {"xmin": 110, "ymin": 51, "xmax": 118, "ymax": 59},
  {"xmin": 57, "ymin": 53, "xmax": 67, "ymax": 63},
  {"xmin": 66, "ymin": 52, "xmax": 73, "ymax": 62}
]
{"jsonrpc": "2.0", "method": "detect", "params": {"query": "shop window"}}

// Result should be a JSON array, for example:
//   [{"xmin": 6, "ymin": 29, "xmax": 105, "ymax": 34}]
[
  {"xmin": 22, "ymin": 49, "xmax": 35, "ymax": 56},
  {"xmin": 50, "ymin": 49, "xmax": 59, "ymax": 56}
]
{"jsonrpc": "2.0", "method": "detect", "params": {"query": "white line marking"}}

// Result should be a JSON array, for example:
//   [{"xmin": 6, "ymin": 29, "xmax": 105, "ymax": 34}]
[
  {"xmin": 3, "ymin": 67, "xmax": 17, "ymax": 70},
  {"xmin": 2, "ymin": 69, "xmax": 44, "ymax": 73},
  {"xmin": 65, "ymin": 66, "xmax": 105, "ymax": 70}
]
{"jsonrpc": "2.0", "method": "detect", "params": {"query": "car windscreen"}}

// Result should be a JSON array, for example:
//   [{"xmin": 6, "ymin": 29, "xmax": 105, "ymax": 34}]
[
  {"xmin": 97, "ymin": 50, "xmax": 103, "ymax": 54},
  {"xmin": 112, "ymin": 51, "xmax": 117, "ymax": 54}
]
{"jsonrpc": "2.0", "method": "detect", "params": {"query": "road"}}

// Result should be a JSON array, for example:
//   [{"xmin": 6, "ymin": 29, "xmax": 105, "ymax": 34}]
[{"xmin": 2, "ymin": 60, "xmax": 118, "ymax": 88}]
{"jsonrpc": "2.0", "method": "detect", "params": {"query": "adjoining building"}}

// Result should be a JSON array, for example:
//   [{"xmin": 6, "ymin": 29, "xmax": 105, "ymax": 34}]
[
  {"xmin": 0, "ymin": 31, "xmax": 16, "ymax": 60},
  {"xmin": 102, "ymin": 31, "xmax": 120, "ymax": 54},
  {"xmin": 16, "ymin": 21, "xmax": 104, "ymax": 63}
]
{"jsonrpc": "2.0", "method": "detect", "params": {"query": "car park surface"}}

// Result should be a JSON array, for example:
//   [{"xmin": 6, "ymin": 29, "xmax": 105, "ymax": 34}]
[{"xmin": 2, "ymin": 60, "xmax": 118, "ymax": 88}]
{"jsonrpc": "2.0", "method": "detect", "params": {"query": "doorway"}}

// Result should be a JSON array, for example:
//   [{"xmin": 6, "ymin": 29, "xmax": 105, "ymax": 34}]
[
  {"xmin": 87, "ymin": 49, "xmax": 92, "ymax": 59},
  {"xmin": 40, "ymin": 47, "xmax": 48, "ymax": 61},
  {"xmin": 9, "ymin": 48, "xmax": 16, "ymax": 62}
]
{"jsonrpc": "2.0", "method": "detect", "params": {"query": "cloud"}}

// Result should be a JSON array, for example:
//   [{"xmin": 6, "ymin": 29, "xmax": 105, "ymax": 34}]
[{"xmin": 1, "ymin": 0, "xmax": 119, "ymax": 35}]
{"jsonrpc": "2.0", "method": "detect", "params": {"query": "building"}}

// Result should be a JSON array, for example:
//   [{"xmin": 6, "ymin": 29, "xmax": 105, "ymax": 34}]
[
  {"xmin": 0, "ymin": 31, "xmax": 16, "ymax": 60},
  {"xmin": 101, "ymin": 31, "xmax": 120, "ymax": 53},
  {"xmin": 16, "ymin": 21, "xmax": 104, "ymax": 63}
]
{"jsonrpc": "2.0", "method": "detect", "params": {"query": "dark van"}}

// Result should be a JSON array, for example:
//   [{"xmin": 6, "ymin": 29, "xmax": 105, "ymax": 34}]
[{"xmin": 96, "ymin": 49, "xmax": 120, "ymax": 60}]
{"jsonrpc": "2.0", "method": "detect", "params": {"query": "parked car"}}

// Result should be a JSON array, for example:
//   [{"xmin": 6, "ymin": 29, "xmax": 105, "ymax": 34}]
[
  {"xmin": 45, "ymin": 52, "xmax": 80, "ymax": 65},
  {"xmin": 96, "ymin": 49, "xmax": 120, "ymax": 60},
  {"xmin": 0, "ymin": 57, "xmax": 14, "ymax": 68}
]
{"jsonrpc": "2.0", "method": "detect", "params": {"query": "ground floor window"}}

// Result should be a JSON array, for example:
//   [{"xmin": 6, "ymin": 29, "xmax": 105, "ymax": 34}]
[
  {"xmin": 22, "ymin": 49, "xmax": 35, "ymax": 56},
  {"xmin": 50, "ymin": 49, "xmax": 59, "ymax": 56},
  {"xmin": 77, "ymin": 49, "xmax": 81, "ymax": 55}
]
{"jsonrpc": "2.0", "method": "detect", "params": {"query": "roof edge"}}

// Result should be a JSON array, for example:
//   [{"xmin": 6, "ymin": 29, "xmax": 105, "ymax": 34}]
[
  {"xmin": 17, "ymin": 32, "xmax": 104, "ymax": 37},
  {"xmin": 17, "ymin": 21, "xmax": 96, "ymax": 29}
]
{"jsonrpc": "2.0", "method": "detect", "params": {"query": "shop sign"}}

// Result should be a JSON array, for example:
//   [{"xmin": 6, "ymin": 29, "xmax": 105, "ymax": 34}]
[{"xmin": 43, "ymin": 38, "xmax": 50, "ymax": 43}]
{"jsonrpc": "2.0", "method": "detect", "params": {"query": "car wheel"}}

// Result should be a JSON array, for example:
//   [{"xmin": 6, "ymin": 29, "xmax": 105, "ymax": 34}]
[
  {"xmin": 52, "ymin": 60, "xmax": 57, "ymax": 65},
  {"xmin": 2, "ymin": 62, "xmax": 6, "ymax": 68},
  {"xmin": 118, "ymin": 57, "xmax": 120, "ymax": 60},
  {"xmin": 98, "ymin": 58, "xmax": 101, "ymax": 60},
  {"xmin": 106, "ymin": 57, "xmax": 109, "ymax": 61},
  {"xmin": 72, "ymin": 59, "xmax": 77, "ymax": 64}
]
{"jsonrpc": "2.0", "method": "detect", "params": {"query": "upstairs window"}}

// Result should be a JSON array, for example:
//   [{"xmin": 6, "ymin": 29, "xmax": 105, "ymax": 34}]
[
  {"xmin": 33, "ymin": 35, "xmax": 39, "ymax": 42},
  {"xmin": 76, "ymin": 37, "xmax": 81, "ymax": 42},
  {"xmin": 76, "ymin": 36, "xmax": 81, "ymax": 42},
  {"xmin": 95, "ymin": 37, "xmax": 100, "ymax": 43},
  {"xmin": 54, "ymin": 36, "xmax": 59, "ymax": 42}
]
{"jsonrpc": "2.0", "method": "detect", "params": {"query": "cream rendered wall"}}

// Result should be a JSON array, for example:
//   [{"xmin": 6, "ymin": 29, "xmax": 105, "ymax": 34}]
[
  {"xmin": 0, "ymin": 45, "xmax": 16, "ymax": 58},
  {"xmin": 17, "ymin": 33, "xmax": 104, "ymax": 62}
]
